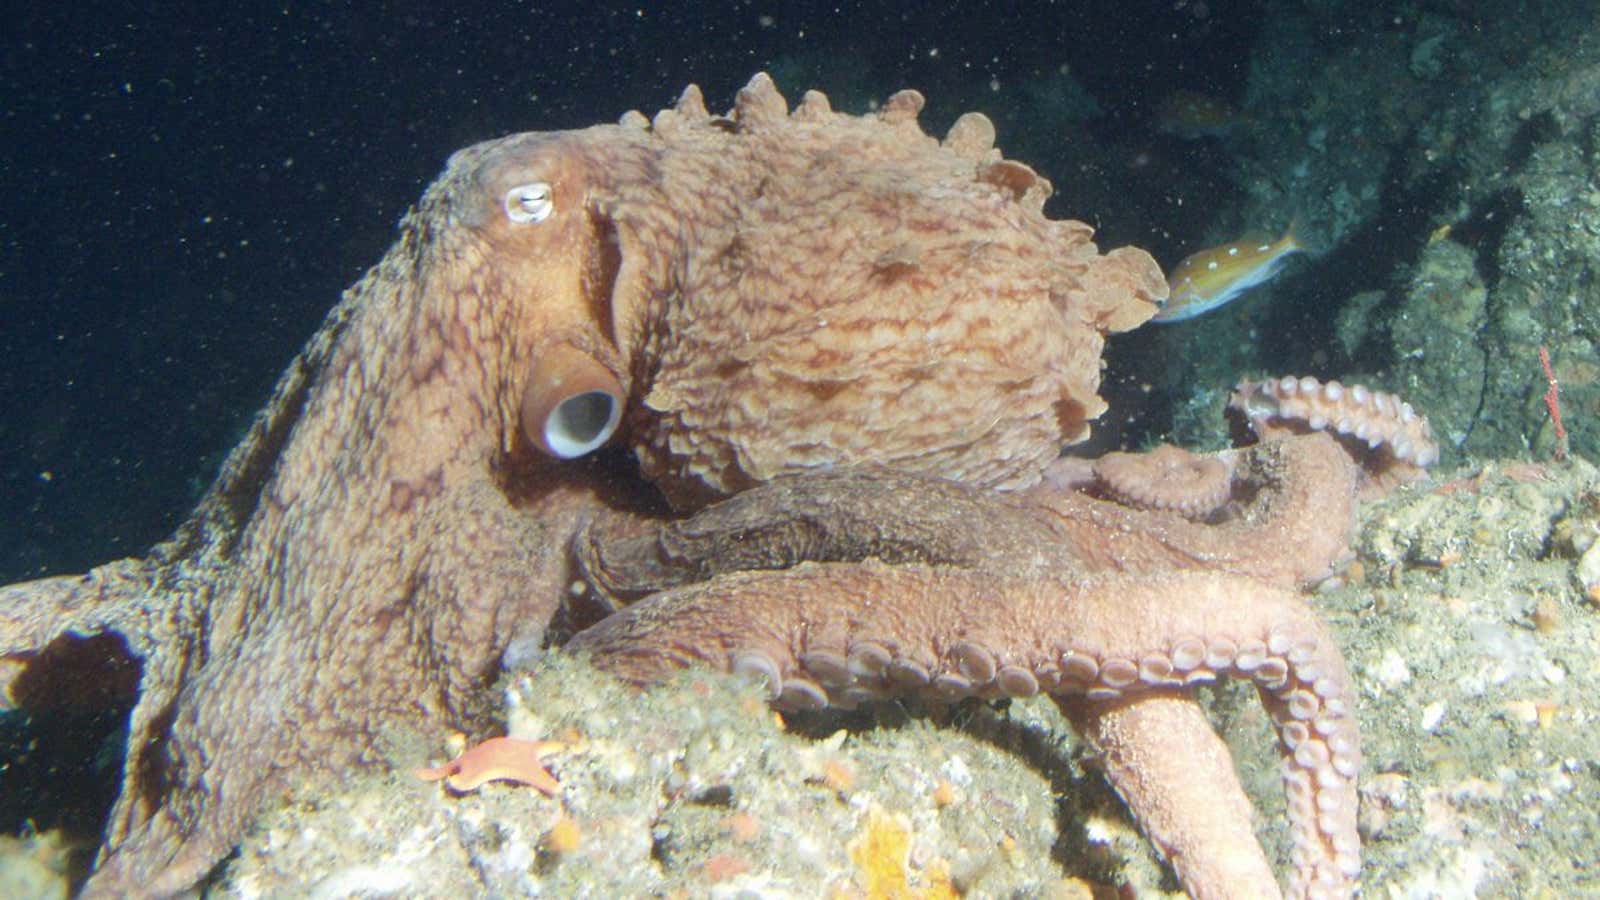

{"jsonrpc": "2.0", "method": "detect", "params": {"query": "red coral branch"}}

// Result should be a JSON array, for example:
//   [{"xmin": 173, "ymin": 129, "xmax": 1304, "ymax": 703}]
[{"xmin": 1539, "ymin": 345, "xmax": 1568, "ymax": 461}]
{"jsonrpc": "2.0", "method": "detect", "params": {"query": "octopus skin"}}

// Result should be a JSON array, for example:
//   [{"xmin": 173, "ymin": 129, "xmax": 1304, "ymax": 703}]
[
  {"xmin": 575, "ymin": 560, "xmax": 1359, "ymax": 898},
  {"xmin": 573, "ymin": 403, "xmax": 1438, "ymax": 899},
  {"xmin": 0, "ymin": 74, "xmax": 1161, "ymax": 896}
]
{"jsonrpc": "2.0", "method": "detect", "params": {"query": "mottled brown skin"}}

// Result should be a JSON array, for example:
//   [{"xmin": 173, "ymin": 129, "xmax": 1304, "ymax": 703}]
[
  {"xmin": 568, "ymin": 377, "xmax": 1438, "ymax": 898},
  {"xmin": 572, "ymin": 432, "xmax": 1372, "ymax": 899},
  {"xmin": 0, "ymin": 74, "xmax": 1162, "ymax": 896},
  {"xmin": 619, "ymin": 78, "xmax": 1163, "ymax": 505},
  {"xmin": 578, "ymin": 435, "xmax": 1357, "ymax": 606}
]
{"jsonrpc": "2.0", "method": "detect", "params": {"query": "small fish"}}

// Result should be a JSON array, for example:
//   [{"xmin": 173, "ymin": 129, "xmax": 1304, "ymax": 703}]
[
  {"xmin": 1153, "ymin": 225, "xmax": 1302, "ymax": 323},
  {"xmin": 1154, "ymin": 90, "xmax": 1250, "ymax": 140}
]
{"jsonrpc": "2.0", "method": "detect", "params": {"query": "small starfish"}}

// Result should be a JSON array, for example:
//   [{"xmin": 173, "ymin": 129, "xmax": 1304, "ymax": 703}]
[{"xmin": 414, "ymin": 736, "xmax": 565, "ymax": 794}]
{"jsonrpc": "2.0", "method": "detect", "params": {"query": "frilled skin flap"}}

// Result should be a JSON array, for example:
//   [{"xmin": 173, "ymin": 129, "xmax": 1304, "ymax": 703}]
[{"xmin": 605, "ymin": 74, "xmax": 1165, "ymax": 506}]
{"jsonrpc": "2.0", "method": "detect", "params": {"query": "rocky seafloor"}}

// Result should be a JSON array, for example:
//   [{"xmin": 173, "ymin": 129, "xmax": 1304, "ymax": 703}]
[
  {"xmin": 6, "ymin": 454, "xmax": 1573, "ymax": 899},
  {"xmin": 7, "ymin": 4, "xmax": 1600, "ymax": 898},
  {"xmin": 199, "ymin": 12, "xmax": 1600, "ymax": 895}
]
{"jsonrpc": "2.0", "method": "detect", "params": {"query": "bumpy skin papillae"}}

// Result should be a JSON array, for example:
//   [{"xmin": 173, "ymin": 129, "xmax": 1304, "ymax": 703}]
[
  {"xmin": 620, "ymin": 77, "xmax": 1163, "ymax": 505},
  {"xmin": 0, "ymin": 73, "xmax": 1162, "ymax": 896},
  {"xmin": 577, "ymin": 432, "xmax": 1358, "ymax": 607}
]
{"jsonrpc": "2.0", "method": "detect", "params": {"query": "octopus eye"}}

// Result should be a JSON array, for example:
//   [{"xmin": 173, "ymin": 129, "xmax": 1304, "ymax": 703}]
[{"xmin": 504, "ymin": 182, "xmax": 554, "ymax": 224}]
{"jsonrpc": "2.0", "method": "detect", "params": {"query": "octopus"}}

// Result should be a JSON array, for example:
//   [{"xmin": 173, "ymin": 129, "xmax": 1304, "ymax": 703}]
[
  {"xmin": 572, "ymin": 374, "xmax": 1438, "ymax": 900},
  {"xmin": 0, "ymin": 72, "xmax": 1431, "ymax": 899}
]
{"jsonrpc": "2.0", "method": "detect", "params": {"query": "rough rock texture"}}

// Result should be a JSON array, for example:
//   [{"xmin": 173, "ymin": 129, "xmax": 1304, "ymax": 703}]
[
  {"xmin": 200, "ymin": 455, "xmax": 1600, "ymax": 898},
  {"xmin": 0, "ymin": 73, "xmax": 1161, "ymax": 896},
  {"xmin": 1344, "ymin": 239, "xmax": 1488, "ymax": 453},
  {"xmin": 224, "ymin": 661, "xmax": 1074, "ymax": 898},
  {"xmin": 1386, "ymin": 15, "xmax": 1600, "ymax": 463},
  {"xmin": 1150, "ymin": 4, "xmax": 1600, "ymax": 465}
]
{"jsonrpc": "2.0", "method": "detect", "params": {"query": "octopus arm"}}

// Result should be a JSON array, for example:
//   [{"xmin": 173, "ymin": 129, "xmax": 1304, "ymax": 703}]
[
  {"xmin": 579, "ymin": 434, "xmax": 1363, "ymax": 608},
  {"xmin": 1056, "ymin": 691, "xmax": 1280, "ymax": 899},
  {"xmin": 574, "ymin": 466, "xmax": 1069, "ymax": 606},
  {"xmin": 570, "ymin": 562, "xmax": 1360, "ymax": 898}
]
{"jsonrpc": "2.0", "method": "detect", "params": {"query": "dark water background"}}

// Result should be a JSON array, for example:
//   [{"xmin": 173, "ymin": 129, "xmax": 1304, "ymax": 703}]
[{"xmin": 1, "ymin": 0, "xmax": 1261, "ymax": 585}]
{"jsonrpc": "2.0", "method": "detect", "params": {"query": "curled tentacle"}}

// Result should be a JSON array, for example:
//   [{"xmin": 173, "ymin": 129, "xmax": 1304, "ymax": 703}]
[
  {"xmin": 570, "ymin": 563, "xmax": 1360, "ymax": 899},
  {"xmin": 1229, "ymin": 375, "xmax": 1438, "ymax": 493},
  {"xmin": 1091, "ymin": 443, "xmax": 1236, "ymax": 519},
  {"xmin": 1031, "ymin": 432, "xmax": 1360, "ymax": 588}
]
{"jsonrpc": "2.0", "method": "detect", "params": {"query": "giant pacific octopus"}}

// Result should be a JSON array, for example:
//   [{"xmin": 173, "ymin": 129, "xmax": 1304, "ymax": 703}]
[
  {"xmin": 0, "ymin": 73, "xmax": 1431, "ymax": 899},
  {"xmin": 573, "ymin": 373, "xmax": 1438, "ymax": 899}
]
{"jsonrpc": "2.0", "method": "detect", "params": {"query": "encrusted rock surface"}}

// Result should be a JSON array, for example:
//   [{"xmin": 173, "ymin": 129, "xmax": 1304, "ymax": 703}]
[{"xmin": 208, "ymin": 457, "xmax": 1600, "ymax": 898}]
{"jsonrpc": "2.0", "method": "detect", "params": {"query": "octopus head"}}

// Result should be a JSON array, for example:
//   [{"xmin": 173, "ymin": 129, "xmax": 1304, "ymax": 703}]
[{"xmin": 434, "ymin": 131, "xmax": 647, "ymax": 460}]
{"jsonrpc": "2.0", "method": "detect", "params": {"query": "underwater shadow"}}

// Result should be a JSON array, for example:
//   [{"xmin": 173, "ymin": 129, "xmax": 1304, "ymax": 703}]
[{"xmin": 1254, "ymin": 128, "xmax": 1455, "ymax": 377}]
